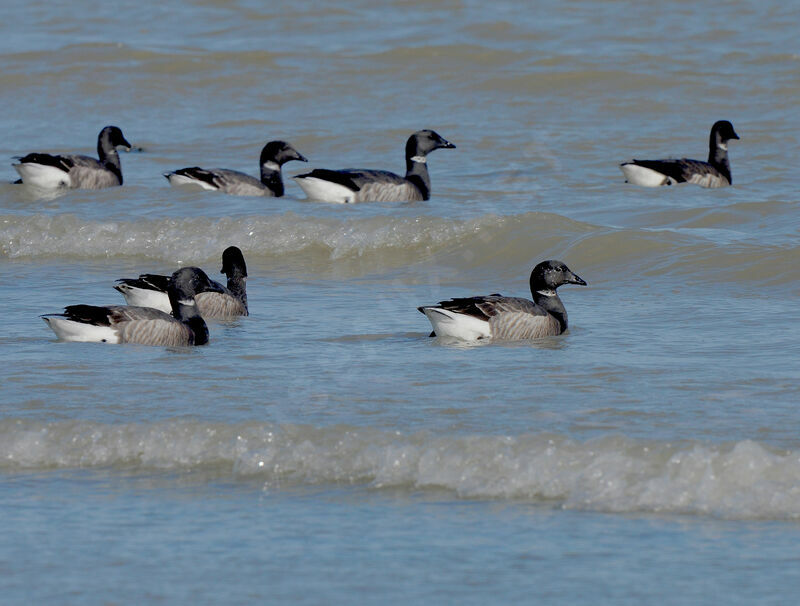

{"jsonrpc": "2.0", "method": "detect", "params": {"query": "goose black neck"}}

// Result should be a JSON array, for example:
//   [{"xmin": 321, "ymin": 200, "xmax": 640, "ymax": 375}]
[
  {"xmin": 533, "ymin": 290, "xmax": 568, "ymax": 332},
  {"xmin": 405, "ymin": 160, "xmax": 431, "ymax": 200},
  {"xmin": 169, "ymin": 296, "xmax": 208, "ymax": 344},
  {"xmin": 98, "ymin": 139, "xmax": 123, "ymax": 184},
  {"xmin": 708, "ymin": 136, "xmax": 732, "ymax": 184},
  {"xmin": 167, "ymin": 286, "xmax": 203, "ymax": 321},
  {"xmin": 260, "ymin": 167, "xmax": 284, "ymax": 196},
  {"xmin": 226, "ymin": 274, "xmax": 248, "ymax": 310},
  {"xmin": 184, "ymin": 316, "xmax": 209, "ymax": 345}
]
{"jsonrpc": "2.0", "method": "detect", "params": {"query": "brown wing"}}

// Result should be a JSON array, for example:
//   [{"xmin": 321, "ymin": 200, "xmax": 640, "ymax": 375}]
[
  {"xmin": 488, "ymin": 312, "xmax": 562, "ymax": 339},
  {"xmin": 631, "ymin": 158, "xmax": 728, "ymax": 187},
  {"xmin": 436, "ymin": 295, "xmax": 542, "ymax": 320},
  {"xmin": 105, "ymin": 306, "xmax": 193, "ymax": 346},
  {"xmin": 196, "ymin": 292, "xmax": 248, "ymax": 319}
]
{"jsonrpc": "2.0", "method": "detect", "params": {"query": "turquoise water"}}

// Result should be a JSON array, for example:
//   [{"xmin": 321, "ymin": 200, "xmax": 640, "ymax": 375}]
[
  {"xmin": 6, "ymin": 474, "xmax": 800, "ymax": 604},
  {"xmin": 1, "ymin": 0, "xmax": 799, "ymax": 603}
]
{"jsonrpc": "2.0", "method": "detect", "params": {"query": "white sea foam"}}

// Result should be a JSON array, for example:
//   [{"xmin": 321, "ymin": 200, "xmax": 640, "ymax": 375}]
[
  {"xmin": 0, "ymin": 212, "xmax": 515, "ymax": 263},
  {"xmin": 3, "ymin": 212, "xmax": 795, "ymax": 284},
  {"xmin": 2, "ymin": 419, "xmax": 799, "ymax": 520},
  {"xmin": 0, "ymin": 211, "xmax": 593, "ymax": 280}
]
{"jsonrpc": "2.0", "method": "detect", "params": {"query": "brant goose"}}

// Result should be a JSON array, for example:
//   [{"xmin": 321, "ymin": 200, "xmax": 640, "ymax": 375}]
[
  {"xmin": 293, "ymin": 129, "xmax": 455, "ymax": 203},
  {"xmin": 164, "ymin": 141, "xmax": 306, "ymax": 196},
  {"xmin": 13, "ymin": 126, "xmax": 131, "ymax": 189},
  {"xmin": 114, "ymin": 246, "xmax": 248, "ymax": 319},
  {"xmin": 42, "ymin": 267, "xmax": 220, "ymax": 346},
  {"xmin": 620, "ymin": 120, "xmax": 740, "ymax": 188},
  {"xmin": 418, "ymin": 260, "xmax": 586, "ymax": 340}
]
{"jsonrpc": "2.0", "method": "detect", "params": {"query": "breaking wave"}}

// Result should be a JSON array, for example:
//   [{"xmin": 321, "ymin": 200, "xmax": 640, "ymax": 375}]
[
  {"xmin": 3, "ymin": 419, "xmax": 800, "ymax": 520},
  {"xmin": 2, "ymin": 210, "xmax": 796, "ymax": 284}
]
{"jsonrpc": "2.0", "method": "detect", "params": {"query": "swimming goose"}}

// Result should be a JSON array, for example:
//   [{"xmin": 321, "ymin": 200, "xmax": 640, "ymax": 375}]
[
  {"xmin": 164, "ymin": 141, "xmax": 306, "ymax": 196},
  {"xmin": 418, "ymin": 260, "xmax": 586, "ymax": 341},
  {"xmin": 620, "ymin": 120, "xmax": 740, "ymax": 188},
  {"xmin": 114, "ymin": 246, "xmax": 248, "ymax": 319},
  {"xmin": 293, "ymin": 129, "xmax": 455, "ymax": 203},
  {"xmin": 13, "ymin": 126, "xmax": 131, "ymax": 189},
  {"xmin": 42, "ymin": 267, "xmax": 221, "ymax": 346}
]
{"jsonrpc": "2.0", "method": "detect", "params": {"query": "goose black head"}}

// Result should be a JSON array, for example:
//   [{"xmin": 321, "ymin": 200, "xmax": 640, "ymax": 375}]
[
  {"xmin": 406, "ymin": 129, "xmax": 456, "ymax": 158},
  {"xmin": 529, "ymin": 260, "xmax": 587, "ymax": 293},
  {"xmin": 99, "ymin": 125, "xmax": 132, "ymax": 152},
  {"xmin": 220, "ymin": 246, "xmax": 247, "ymax": 279},
  {"xmin": 261, "ymin": 140, "xmax": 308, "ymax": 167},
  {"xmin": 711, "ymin": 120, "xmax": 740, "ymax": 144},
  {"xmin": 169, "ymin": 267, "xmax": 224, "ymax": 301}
]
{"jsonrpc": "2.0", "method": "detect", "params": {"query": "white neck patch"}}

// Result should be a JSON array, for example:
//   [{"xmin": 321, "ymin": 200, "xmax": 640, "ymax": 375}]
[
  {"xmin": 537, "ymin": 289, "xmax": 557, "ymax": 297},
  {"xmin": 178, "ymin": 299, "xmax": 197, "ymax": 307},
  {"xmin": 410, "ymin": 155, "xmax": 427, "ymax": 164},
  {"xmin": 263, "ymin": 161, "xmax": 281, "ymax": 172},
  {"xmin": 718, "ymin": 142, "xmax": 728, "ymax": 151}
]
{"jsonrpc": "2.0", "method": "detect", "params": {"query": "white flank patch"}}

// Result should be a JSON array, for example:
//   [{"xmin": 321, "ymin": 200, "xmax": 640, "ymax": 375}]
[
  {"xmin": 409, "ymin": 156, "xmax": 427, "ymax": 164},
  {"xmin": 116, "ymin": 285, "xmax": 172, "ymax": 313},
  {"xmin": 13, "ymin": 163, "xmax": 71, "ymax": 189},
  {"xmin": 42, "ymin": 317, "xmax": 120, "ymax": 343},
  {"xmin": 620, "ymin": 163, "xmax": 671, "ymax": 187},
  {"xmin": 421, "ymin": 308, "xmax": 491, "ymax": 341},
  {"xmin": 165, "ymin": 173, "xmax": 217, "ymax": 191},
  {"xmin": 294, "ymin": 176, "xmax": 357, "ymax": 203}
]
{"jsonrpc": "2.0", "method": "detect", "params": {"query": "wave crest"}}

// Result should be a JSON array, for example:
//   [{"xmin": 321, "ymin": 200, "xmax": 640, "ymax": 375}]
[{"xmin": 3, "ymin": 419, "xmax": 799, "ymax": 520}]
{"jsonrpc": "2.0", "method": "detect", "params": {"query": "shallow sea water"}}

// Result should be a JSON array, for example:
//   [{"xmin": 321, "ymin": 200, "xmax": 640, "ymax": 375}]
[{"xmin": 1, "ymin": 0, "xmax": 800, "ymax": 603}]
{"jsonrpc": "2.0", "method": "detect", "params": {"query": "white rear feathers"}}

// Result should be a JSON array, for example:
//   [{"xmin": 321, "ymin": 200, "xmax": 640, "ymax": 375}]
[
  {"xmin": 114, "ymin": 282, "xmax": 172, "ymax": 312},
  {"xmin": 164, "ymin": 173, "xmax": 217, "ymax": 190},
  {"xmin": 420, "ymin": 307, "xmax": 492, "ymax": 340},
  {"xmin": 620, "ymin": 163, "xmax": 675, "ymax": 187},
  {"xmin": 293, "ymin": 177, "xmax": 358, "ymax": 204},
  {"xmin": 42, "ymin": 318, "xmax": 120, "ymax": 343},
  {"xmin": 13, "ymin": 163, "xmax": 73, "ymax": 188}
]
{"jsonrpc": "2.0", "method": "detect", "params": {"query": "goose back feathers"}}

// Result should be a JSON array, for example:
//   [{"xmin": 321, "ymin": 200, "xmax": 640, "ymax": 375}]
[
  {"xmin": 418, "ymin": 260, "xmax": 586, "ymax": 341},
  {"xmin": 293, "ymin": 129, "xmax": 455, "ymax": 203},
  {"xmin": 13, "ymin": 126, "xmax": 131, "ymax": 189},
  {"xmin": 42, "ymin": 267, "xmax": 221, "ymax": 346},
  {"xmin": 164, "ymin": 141, "xmax": 306, "ymax": 196},
  {"xmin": 620, "ymin": 120, "xmax": 740, "ymax": 188}
]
